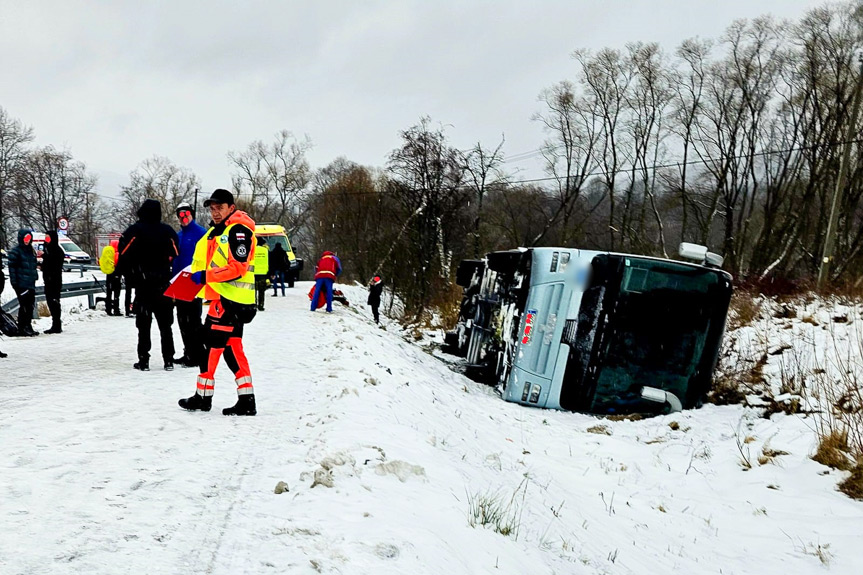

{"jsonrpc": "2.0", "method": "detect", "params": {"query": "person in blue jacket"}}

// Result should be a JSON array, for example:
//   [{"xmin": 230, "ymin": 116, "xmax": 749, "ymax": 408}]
[{"xmin": 172, "ymin": 202, "xmax": 207, "ymax": 367}]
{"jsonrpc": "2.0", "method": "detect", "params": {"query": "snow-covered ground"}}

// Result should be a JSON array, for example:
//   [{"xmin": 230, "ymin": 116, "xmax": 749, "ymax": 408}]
[{"xmin": 1, "ymin": 282, "xmax": 861, "ymax": 574}]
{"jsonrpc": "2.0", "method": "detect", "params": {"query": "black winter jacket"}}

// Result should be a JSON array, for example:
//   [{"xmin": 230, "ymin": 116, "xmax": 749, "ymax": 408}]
[
  {"xmin": 117, "ymin": 199, "xmax": 179, "ymax": 291},
  {"xmin": 269, "ymin": 244, "xmax": 289, "ymax": 273},
  {"xmin": 367, "ymin": 280, "xmax": 383, "ymax": 306},
  {"xmin": 41, "ymin": 230, "xmax": 65, "ymax": 288},
  {"xmin": 7, "ymin": 229, "xmax": 38, "ymax": 291}
]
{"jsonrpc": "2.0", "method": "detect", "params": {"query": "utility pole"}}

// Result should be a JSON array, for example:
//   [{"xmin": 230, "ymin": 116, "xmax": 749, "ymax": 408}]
[{"xmin": 818, "ymin": 54, "xmax": 863, "ymax": 291}]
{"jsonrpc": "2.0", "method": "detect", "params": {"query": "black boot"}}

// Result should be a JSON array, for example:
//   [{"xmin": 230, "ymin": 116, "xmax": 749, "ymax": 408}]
[
  {"xmin": 133, "ymin": 358, "xmax": 150, "ymax": 371},
  {"xmin": 164, "ymin": 361, "xmax": 174, "ymax": 371},
  {"xmin": 44, "ymin": 324, "xmax": 62, "ymax": 334},
  {"xmin": 0, "ymin": 350, "xmax": 7, "ymax": 358},
  {"xmin": 178, "ymin": 393, "xmax": 212, "ymax": 412},
  {"xmin": 223, "ymin": 394, "xmax": 256, "ymax": 416}
]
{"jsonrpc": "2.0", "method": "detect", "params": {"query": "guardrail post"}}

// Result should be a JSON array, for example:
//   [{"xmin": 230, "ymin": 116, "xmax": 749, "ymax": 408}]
[
  {"xmin": 79, "ymin": 265, "xmax": 85, "ymax": 278},
  {"xmin": 88, "ymin": 293, "xmax": 95, "ymax": 309}
]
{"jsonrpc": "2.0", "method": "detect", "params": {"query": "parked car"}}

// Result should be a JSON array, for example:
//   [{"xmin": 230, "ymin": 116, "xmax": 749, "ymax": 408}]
[
  {"xmin": 443, "ymin": 244, "xmax": 733, "ymax": 416},
  {"xmin": 32, "ymin": 233, "xmax": 92, "ymax": 267},
  {"xmin": 254, "ymin": 224, "xmax": 303, "ymax": 287}
]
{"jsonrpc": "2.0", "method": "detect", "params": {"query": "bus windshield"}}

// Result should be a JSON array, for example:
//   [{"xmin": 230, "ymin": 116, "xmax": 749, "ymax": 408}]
[{"xmin": 589, "ymin": 258, "xmax": 723, "ymax": 413}]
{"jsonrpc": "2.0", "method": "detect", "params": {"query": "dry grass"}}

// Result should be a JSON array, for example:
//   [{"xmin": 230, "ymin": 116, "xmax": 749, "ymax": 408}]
[
  {"xmin": 37, "ymin": 302, "xmax": 50, "ymax": 317},
  {"xmin": 838, "ymin": 462, "xmax": 863, "ymax": 500},
  {"xmin": 727, "ymin": 291, "xmax": 762, "ymax": 330},
  {"xmin": 812, "ymin": 430, "xmax": 854, "ymax": 471},
  {"xmin": 708, "ymin": 352, "xmax": 767, "ymax": 406},
  {"xmin": 586, "ymin": 425, "xmax": 612, "ymax": 436},
  {"xmin": 757, "ymin": 445, "xmax": 790, "ymax": 466}
]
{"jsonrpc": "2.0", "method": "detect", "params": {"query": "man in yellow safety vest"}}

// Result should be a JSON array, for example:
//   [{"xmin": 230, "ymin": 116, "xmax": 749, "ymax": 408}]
[{"xmin": 178, "ymin": 188, "xmax": 259, "ymax": 416}]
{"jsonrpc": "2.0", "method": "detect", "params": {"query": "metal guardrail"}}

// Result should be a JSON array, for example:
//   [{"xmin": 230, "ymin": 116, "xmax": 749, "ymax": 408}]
[{"xmin": 2, "ymin": 279, "xmax": 107, "ymax": 316}]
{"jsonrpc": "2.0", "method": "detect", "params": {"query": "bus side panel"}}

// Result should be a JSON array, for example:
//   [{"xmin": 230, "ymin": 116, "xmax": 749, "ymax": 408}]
[{"xmin": 515, "ymin": 281, "xmax": 566, "ymax": 379}]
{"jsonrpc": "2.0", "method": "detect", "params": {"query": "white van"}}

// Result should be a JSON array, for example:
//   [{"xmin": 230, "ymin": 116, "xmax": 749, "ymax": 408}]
[{"xmin": 32, "ymin": 232, "xmax": 92, "ymax": 266}]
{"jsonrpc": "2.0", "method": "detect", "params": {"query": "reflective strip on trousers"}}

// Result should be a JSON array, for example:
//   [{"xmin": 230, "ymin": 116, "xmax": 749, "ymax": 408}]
[
  {"xmin": 236, "ymin": 375, "xmax": 254, "ymax": 395},
  {"xmin": 197, "ymin": 376, "xmax": 215, "ymax": 397}
]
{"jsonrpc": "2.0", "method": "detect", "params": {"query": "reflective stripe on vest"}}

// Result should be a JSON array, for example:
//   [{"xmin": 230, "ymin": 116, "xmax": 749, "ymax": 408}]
[{"xmin": 192, "ymin": 223, "xmax": 256, "ymax": 305}]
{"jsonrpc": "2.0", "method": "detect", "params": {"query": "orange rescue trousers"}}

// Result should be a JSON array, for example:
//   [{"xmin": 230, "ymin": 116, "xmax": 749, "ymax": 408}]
[{"xmin": 195, "ymin": 300, "xmax": 254, "ymax": 398}]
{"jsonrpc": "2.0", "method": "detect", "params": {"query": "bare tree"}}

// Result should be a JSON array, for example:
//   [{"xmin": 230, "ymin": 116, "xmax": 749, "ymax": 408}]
[
  {"xmin": 460, "ymin": 136, "xmax": 507, "ymax": 256},
  {"xmin": 229, "ymin": 130, "xmax": 313, "ymax": 236},
  {"xmin": 387, "ymin": 117, "xmax": 469, "ymax": 313},
  {"xmin": 624, "ymin": 41, "xmax": 674, "ymax": 256},
  {"xmin": 0, "ymin": 107, "xmax": 34, "ymax": 248},
  {"xmin": 575, "ymin": 48, "xmax": 634, "ymax": 249},
  {"xmin": 532, "ymin": 81, "xmax": 600, "ymax": 245},
  {"xmin": 119, "ymin": 156, "xmax": 200, "ymax": 227},
  {"xmin": 13, "ymin": 146, "xmax": 98, "ymax": 240}
]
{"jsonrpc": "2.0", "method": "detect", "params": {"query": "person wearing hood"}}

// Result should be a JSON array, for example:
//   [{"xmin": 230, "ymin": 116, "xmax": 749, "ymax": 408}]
[
  {"xmin": 367, "ymin": 275, "xmax": 383, "ymax": 324},
  {"xmin": 7, "ymin": 229, "xmax": 39, "ymax": 336},
  {"xmin": 99, "ymin": 238, "xmax": 121, "ymax": 315},
  {"xmin": 41, "ymin": 230, "xmax": 65, "ymax": 334},
  {"xmin": 172, "ymin": 201, "xmax": 207, "ymax": 368},
  {"xmin": 310, "ymin": 250, "xmax": 341, "ymax": 313},
  {"xmin": 178, "ymin": 188, "xmax": 259, "ymax": 416},
  {"xmin": 117, "ymin": 198, "xmax": 180, "ymax": 371}
]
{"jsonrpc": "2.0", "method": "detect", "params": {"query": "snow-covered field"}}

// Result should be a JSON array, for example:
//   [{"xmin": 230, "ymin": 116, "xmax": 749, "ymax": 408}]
[{"xmin": 1, "ymin": 282, "xmax": 861, "ymax": 574}]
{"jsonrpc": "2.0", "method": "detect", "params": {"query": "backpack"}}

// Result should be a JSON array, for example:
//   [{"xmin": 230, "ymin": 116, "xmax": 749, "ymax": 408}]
[
  {"xmin": 0, "ymin": 307, "xmax": 19, "ymax": 337},
  {"xmin": 99, "ymin": 245, "xmax": 116, "ymax": 275}
]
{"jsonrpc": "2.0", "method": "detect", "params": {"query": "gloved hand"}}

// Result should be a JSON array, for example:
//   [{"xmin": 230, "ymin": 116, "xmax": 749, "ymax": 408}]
[{"xmin": 190, "ymin": 271, "xmax": 206, "ymax": 285}]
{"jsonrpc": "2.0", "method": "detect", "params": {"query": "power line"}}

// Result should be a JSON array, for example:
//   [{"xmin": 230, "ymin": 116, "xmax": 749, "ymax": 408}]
[{"xmin": 309, "ymin": 136, "xmax": 863, "ymax": 196}]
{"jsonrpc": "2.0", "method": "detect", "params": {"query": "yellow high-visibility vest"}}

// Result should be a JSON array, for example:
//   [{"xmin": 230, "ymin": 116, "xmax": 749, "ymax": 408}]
[
  {"xmin": 254, "ymin": 243, "xmax": 269, "ymax": 276},
  {"xmin": 192, "ymin": 223, "xmax": 256, "ymax": 304}
]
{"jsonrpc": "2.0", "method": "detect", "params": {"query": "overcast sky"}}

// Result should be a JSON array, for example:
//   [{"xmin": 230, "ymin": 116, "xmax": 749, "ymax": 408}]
[{"xmin": 0, "ymin": 0, "xmax": 826, "ymax": 199}]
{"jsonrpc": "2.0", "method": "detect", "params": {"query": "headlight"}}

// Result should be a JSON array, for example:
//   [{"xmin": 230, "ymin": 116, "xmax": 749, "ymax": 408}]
[
  {"xmin": 529, "ymin": 383, "xmax": 541, "ymax": 404},
  {"xmin": 521, "ymin": 382, "xmax": 531, "ymax": 402}
]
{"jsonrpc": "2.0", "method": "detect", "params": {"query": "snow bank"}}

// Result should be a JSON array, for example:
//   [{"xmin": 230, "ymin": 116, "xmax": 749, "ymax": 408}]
[{"xmin": 0, "ymin": 283, "xmax": 860, "ymax": 574}]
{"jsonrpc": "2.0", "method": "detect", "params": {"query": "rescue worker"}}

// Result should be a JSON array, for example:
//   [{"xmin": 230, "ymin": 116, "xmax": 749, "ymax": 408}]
[
  {"xmin": 254, "ymin": 236, "xmax": 269, "ymax": 311},
  {"xmin": 179, "ymin": 188, "xmax": 258, "ymax": 416},
  {"xmin": 310, "ymin": 250, "xmax": 341, "ymax": 313},
  {"xmin": 99, "ymin": 238, "xmax": 121, "ymax": 316},
  {"xmin": 368, "ymin": 275, "xmax": 383, "ymax": 324},
  {"xmin": 117, "ymin": 199, "xmax": 180, "ymax": 371},
  {"xmin": 7, "ymin": 229, "xmax": 39, "ymax": 336},
  {"xmin": 41, "ymin": 230, "xmax": 64, "ymax": 334},
  {"xmin": 172, "ymin": 201, "xmax": 207, "ymax": 367}
]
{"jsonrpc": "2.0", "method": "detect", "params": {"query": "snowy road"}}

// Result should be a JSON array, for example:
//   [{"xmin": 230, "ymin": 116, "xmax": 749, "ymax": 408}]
[{"xmin": 1, "ymin": 283, "xmax": 861, "ymax": 574}]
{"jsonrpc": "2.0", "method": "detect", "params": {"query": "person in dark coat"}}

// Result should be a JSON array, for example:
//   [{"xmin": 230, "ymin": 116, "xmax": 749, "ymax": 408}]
[
  {"xmin": 7, "ymin": 228, "xmax": 39, "ymax": 336},
  {"xmin": 270, "ymin": 243, "xmax": 288, "ymax": 296},
  {"xmin": 172, "ymin": 201, "xmax": 206, "ymax": 368},
  {"xmin": 0, "ymin": 256, "xmax": 7, "ymax": 357},
  {"xmin": 367, "ymin": 275, "xmax": 383, "ymax": 324},
  {"xmin": 41, "ymin": 230, "xmax": 65, "ymax": 334},
  {"xmin": 117, "ymin": 199, "xmax": 180, "ymax": 371},
  {"xmin": 253, "ymin": 236, "xmax": 269, "ymax": 311}
]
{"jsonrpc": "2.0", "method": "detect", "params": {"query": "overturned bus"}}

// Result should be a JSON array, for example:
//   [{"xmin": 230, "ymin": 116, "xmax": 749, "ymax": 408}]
[{"xmin": 443, "ymin": 244, "xmax": 733, "ymax": 416}]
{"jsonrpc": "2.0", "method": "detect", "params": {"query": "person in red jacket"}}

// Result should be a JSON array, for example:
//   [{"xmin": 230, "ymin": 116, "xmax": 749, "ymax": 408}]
[{"xmin": 310, "ymin": 251, "xmax": 341, "ymax": 313}]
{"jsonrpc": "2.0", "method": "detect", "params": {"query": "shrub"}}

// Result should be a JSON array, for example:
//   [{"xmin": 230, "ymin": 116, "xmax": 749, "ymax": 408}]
[
  {"xmin": 838, "ymin": 463, "xmax": 863, "ymax": 500},
  {"xmin": 812, "ymin": 430, "xmax": 853, "ymax": 472}
]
